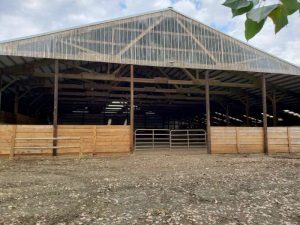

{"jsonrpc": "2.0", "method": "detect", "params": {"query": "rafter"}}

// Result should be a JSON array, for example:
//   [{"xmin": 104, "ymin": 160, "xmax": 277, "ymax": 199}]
[
  {"xmin": 176, "ymin": 18, "xmax": 217, "ymax": 64},
  {"xmin": 30, "ymin": 71, "xmax": 256, "ymax": 88},
  {"xmin": 118, "ymin": 16, "xmax": 164, "ymax": 56}
]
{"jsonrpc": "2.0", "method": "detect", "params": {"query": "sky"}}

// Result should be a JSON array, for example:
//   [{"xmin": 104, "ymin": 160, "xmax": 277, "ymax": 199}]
[{"xmin": 0, "ymin": 0, "xmax": 299, "ymax": 66}]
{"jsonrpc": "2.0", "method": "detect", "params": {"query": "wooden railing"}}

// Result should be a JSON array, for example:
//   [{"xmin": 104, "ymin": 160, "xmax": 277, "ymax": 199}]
[
  {"xmin": 211, "ymin": 127, "xmax": 300, "ymax": 154},
  {"xmin": 0, "ymin": 125, "xmax": 130, "ymax": 157},
  {"xmin": 10, "ymin": 137, "xmax": 82, "ymax": 159}
]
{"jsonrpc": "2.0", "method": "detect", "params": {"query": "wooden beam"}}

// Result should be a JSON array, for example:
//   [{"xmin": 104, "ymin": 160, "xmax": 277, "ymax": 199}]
[
  {"xmin": 58, "ymin": 97, "xmax": 203, "ymax": 105},
  {"xmin": 226, "ymin": 105, "xmax": 229, "ymax": 126},
  {"xmin": 182, "ymin": 68, "xmax": 196, "ymax": 80},
  {"xmin": 53, "ymin": 91, "xmax": 206, "ymax": 101},
  {"xmin": 245, "ymin": 95, "xmax": 250, "ymax": 126},
  {"xmin": 33, "ymin": 71, "xmax": 255, "ymax": 88},
  {"xmin": 0, "ymin": 77, "xmax": 19, "ymax": 92},
  {"xmin": 158, "ymin": 68, "xmax": 180, "ymax": 89},
  {"xmin": 176, "ymin": 18, "xmax": 217, "ymax": 64},
  {"xmin": 53, "ymin": 60, "xmax": 59, "ymax": 156},
  {"xmin": 272, "ymin": 90, "xmax": 277, "ymax": 126},
  {"xmin": 118, "ymin": 17, "xmax": 163, "ymax": 56},
  {"xmin": 262, "ymin": 74, "xmax": 268, "ymax": 154},
  {"xmin": 205, "ymin": 71, "xmax": 211, "ymax": 154},
  {"xmin": 0, "ymin": 74, "xmax": 2, "ymax": 111},
  {"xmin": 14, "ymin": 85, "xmax": 19, "ymax": 114},
  {"xmin": 130, "ymin": 65, "xmax": 134, "ymax": 152},
  {"xmin": 38, "ymin": 83, "xmax": 229, "ymax": 95}
]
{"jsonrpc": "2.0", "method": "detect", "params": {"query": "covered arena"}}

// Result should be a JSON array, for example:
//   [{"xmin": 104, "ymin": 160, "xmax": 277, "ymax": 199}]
[{"xmin": 0, "ymin": 8, "xmax": 299, "ymax": 157}]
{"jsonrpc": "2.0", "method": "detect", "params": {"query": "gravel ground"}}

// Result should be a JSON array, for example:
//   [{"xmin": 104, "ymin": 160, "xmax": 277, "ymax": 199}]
[{"xmin": 0, "ymin": 151, "xmax": 299, "ymax": 225}]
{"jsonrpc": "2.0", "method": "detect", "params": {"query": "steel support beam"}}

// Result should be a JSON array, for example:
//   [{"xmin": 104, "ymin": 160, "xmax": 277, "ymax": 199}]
[
  {"xmin": 53, "ymin": 60, "xmax": 59, "ymax": 156},
  {"xmin": 205, "ymin": 71, "xmax": 211, "ymax": 154},
  {"xmin": 262, "ymin": 74, "xmax": 268, "ymax": 154},
  {"xmin": 130, "ymin": 65, "xmax": 134, "ymax": 152}
]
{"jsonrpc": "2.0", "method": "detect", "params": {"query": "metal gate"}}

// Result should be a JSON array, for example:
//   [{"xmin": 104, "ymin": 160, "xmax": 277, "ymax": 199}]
[
  {"xmin": 135, "ymin": 129, "xmax": 206, "ymax": 151},
  {"xmin": 135, "ymin": 129, "xmax": 170, "ymax": 151},
  {"xmin": 170, "ymin": 129, "xmax": 207, "ymax": 150}
]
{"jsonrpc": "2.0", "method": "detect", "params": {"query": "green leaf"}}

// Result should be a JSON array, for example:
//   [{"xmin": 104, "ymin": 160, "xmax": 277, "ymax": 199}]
[
  {"xmin": 245, "ymin": 18, "xmax": 266, "ymax": 40},
  {"xmin": 247, "ymin": 4, "xmax": 279, "ymax": 23},
  {"xmin": 223, "ymin": 0, "xmax": 251, "ymax": 10},
  {"xmin": 269, "ymin": 5, "xmax": 289, "ymax": 33},
  {"xmin": 280, "ymin": 0, "xmax": 299, "ymax": 15},
  {"xmin": 232, "ymin": 2, "xmax": 254, "ymax": 17},
  {"xmin": 223, "ymin": 0, "xmax": 239, "ymax": 8}
]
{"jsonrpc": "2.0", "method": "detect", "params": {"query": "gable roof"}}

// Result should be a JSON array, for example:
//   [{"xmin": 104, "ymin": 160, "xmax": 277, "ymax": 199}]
[{"xmin": 0, "ymin": 8, "xmax": 299, "ymax": 75}]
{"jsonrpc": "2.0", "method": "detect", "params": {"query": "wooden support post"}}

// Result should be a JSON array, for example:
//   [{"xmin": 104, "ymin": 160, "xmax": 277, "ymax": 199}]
[
  {"xmin": 14, "ymin": 85, "xmax": 19, "ymax": 115},
  {"xmin": 236, "ymin": 127, "xmax": 240, "ymax": 153},
  {"xmin": 53, "ymin": 60, "xmax": 59, "ymax": 156},
  {"xmin": 130, "ymin": 65, "xmax": 134, "ymax": 152},
  {"xmin": 205, "ymin": 71, "xmax": 211, "ymax": 154},
  {"xmin": 9, "ymin": 125, "xmax": 17, "ymax": 159},
  {"xmin": 287, "ymin": 127, "xmax": 291, "ymax": 154},
  {"xmin": 93, "ymin": 125, "xmax": 97, "ymax": 155},
  {"xmin": 0, "ymin": 74, "xmax": 2, "ymax": 112},
  {"xmin": 262, "ymin": 74, "xmax": 268, "ymax": 154},
  {"xmin": 245, "ymin": 96, "xmax": 250, "ymax": 126},
  {"xmin": 272, "ymin": 91, "xmax": 277, "ymax": 126},
  {"xmin": 226, "ymin": 105, "xmax": 230, "ymax": 126}
]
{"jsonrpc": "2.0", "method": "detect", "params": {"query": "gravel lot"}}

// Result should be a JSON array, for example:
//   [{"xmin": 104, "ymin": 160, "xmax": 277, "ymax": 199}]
[{"xmin": 0, "ymin": 151, "xmax": 299, "ymax": 225}]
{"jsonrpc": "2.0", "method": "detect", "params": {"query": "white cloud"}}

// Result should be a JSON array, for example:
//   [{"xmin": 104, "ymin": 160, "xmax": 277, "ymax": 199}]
[{"xmin": 0, "ymin": 0, "xmax": 299, "ymax": 66}]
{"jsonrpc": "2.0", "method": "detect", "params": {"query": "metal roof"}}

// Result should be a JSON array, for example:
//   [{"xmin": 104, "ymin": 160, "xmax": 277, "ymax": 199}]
[{"xmin": 0, "ymin": 8, "xmax": 299, "ymax": 75}]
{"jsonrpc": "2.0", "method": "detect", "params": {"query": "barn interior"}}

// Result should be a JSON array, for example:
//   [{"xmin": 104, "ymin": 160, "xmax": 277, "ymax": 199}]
[{"xmin": 1, "ymin": 57, "xmax": 300, "ymax": 128}]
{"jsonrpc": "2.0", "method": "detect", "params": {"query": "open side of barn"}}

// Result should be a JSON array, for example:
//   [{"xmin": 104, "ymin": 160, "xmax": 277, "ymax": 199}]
[{"xmin": 0, "ymin": 8, "xmax": 300, "ymax": 157}]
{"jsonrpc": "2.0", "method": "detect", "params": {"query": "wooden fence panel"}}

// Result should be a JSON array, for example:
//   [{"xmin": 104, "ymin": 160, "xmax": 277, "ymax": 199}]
[
  {"xmin": 95, "ymin": 125, "xmax": 130, "ymax": 153},
  {"xmin": 0, "ymin": 125, "xmax": 14, "ymax": 155},
  {"xmin": 289, "ymin": 127, "xmax": 300, "ymax": 153},
  {"xmin": 268, "ymin": 127, "xmax": 289, "ymax": 153},
  {"xmin": 57, "ymin": 125, "xmax": 94, "ymax": 154},
  {"xmin": 0, "ymin": 125, "xmax": 130, "ymax": 156},
  {"xmin": 14, "ymin": 125, "xmax": 53, "ymax": 155},
  {"xmin": 211, "ymin": 127, "xmax": 237, "ymax": 153},
  {"xmin": 239, "ymin": 127, "xmax": 264, "ymax": 153}
]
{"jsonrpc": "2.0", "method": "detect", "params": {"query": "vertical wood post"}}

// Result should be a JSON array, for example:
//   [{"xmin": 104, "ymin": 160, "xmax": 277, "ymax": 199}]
[
  {"xmin": 236, "ymin": 127, "xmax": 240, "ymax": 153},
  {"xmin": 0, "ymin": 74, "xmax": 2, "ymax": 112},
  {"xmin": 93, "ymin": 126, "xmax": 97, "ymax": 155},
  {"xmin": 287, "ymin": 127, "xmax": 291, "ymax": 154},
  {"xmin": 53, "ymin": 60, "xmax": 59, "ymax": 156},
  {"xmin": 262, "ymin": 74, "xmax": 268, "ymax": 154},
  {"xmin": 14, "ymin": 85, "xmax": 19, "ymax": 115},
  {"xmin": 9, "ymin": 125, "xmax": 17, "ymax": 159},
  {"xmin": 226, "ymin": 105, "xmax": 230, "ymax": 126},
  {"xmin": 272, "ymin": 91, "xmax": 277, "ymax": 126},
  {"xmin": 205, "ymin": 71, "xmax": 211, "ymax": 154},
  {"xmin": 130, "ymin": 65, "xmax": 134, "ymax": 152},
  {"xmin": 245, "ymin": 96, "xmax": 250, "ymax": 126}
]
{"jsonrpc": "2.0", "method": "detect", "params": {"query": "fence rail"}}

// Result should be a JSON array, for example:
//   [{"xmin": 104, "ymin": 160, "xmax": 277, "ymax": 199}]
[
  {"xmin": 11, "ymin": 137, "xmax": 82, "ymax": 159},
  {"xmin": 0, "ymin": 125, "xmax": 131, "ymax": 157}
]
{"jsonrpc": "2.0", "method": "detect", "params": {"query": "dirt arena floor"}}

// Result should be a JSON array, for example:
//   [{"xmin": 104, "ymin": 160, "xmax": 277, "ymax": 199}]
[{"xmin": 0, "ymin": 151, "xmax": 299, "ymax": 225}]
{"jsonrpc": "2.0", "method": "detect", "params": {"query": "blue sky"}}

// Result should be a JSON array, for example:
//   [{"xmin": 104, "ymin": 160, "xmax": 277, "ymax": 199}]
[{"xmin": 0, "ymin": 0, "xmax": 299, "ymax": 65}]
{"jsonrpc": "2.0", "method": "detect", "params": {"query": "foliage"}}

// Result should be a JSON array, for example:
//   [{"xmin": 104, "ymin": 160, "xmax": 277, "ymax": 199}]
[{"xmin": 223, "ymin": 0, "xmax": 300, "ymax": 40}]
